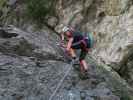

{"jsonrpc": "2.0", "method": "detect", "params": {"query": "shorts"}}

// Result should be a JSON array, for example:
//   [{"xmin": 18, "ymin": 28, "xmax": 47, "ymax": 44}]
[{"xmin": 71, "ymin": 39, "xmax": 90, "ymax": 60}]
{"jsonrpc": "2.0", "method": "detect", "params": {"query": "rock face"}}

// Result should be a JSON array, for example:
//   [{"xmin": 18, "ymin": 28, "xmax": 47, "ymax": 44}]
[
  {"xmin": 0, "ymin": 26, "xmax": 122, "ymax": 100},
  {"xmin": 118, "ymin": 46, "xmax": 133, "ymax": 87},
  {"xmin": 0, "ymin": 0, "xmax": 133, "ymax": 99},
  {"xmin": 54, "ymin": 0, "xmax": 133, "ymax": 86},
  {"xmin": 54, "ymin": 0, "xmax": 133, "ymax": 65},
  {"xmin": 0, "ymin": 54, "xmax": 121, "ymax": 100},
  {"xmin": 104, "ymin": 0, "xmax": 131, "ymax": 15}
]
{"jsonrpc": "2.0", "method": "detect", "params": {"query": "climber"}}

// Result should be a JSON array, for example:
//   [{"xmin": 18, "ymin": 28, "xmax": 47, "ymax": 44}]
[{"xmin": 60, "ymin": 26, "xmax": 95, "ymax": 74}]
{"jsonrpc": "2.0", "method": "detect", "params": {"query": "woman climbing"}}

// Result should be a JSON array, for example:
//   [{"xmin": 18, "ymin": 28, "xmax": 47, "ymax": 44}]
[{"xmin": 60, "ymin": 26, "xmax": 95, "ymax": 75}]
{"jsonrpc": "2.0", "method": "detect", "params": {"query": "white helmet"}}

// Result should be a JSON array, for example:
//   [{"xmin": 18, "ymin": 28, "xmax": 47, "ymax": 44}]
[{"xmin": 62, "ymin": 26, "xmax": 69, "ymax": 33}]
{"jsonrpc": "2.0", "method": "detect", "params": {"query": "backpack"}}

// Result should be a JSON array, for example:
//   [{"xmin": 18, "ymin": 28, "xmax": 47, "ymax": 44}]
[
  {"xmin": 70, "ymin": 27, "xmax": 95, "ymax": 48},
  {"xmin": 84, "ymin": 32, "xmax": 94, "ymax": 48}
]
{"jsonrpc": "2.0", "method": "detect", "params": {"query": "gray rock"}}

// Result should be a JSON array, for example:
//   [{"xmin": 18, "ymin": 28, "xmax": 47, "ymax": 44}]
[
  {"xmin": 47, "ymin": 16, "xmax": 58, "ymax": 27},
  {"xmin": 0, "ymin": 0, "xmax": 133, "ymax": 99},
  {"xmin": 99, "ymin": 95, "xmax": 120, "ymax": 100},
  {"xmin": 8, "ymin": 0, "xmax": 17, "ymax": 6}
]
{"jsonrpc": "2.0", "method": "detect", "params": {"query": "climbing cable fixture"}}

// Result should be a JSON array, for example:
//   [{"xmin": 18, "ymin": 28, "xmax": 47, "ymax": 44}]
[{"xmin": 49, "ymin": 60, "xmax": 74, "ymax": 100}]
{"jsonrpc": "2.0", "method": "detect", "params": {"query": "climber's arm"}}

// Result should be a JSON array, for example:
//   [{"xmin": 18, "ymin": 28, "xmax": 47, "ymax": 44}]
[{"xmin": 66, "ymin": 37, "xmax": 73, "ymax": 51}]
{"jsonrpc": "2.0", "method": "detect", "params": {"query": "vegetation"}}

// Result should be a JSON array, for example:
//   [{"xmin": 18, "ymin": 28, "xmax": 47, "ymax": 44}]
[
  {"xmin": 0, "ymin": 0, "xmax": 6, "ymax": 10},
  {"xmin": 25, "ymin": 0, "xmax": 56, "ymax": 24}
]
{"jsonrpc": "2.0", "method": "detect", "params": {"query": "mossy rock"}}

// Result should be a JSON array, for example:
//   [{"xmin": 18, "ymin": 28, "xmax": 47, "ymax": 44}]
[
  {"xmin": 13, "ymin": 38, "xmax": 36, "ymax": 56},
  {"xmin": 0, "ymin": 0, "xmax": 7, "ymax": 9},
  {"xmin": 25, "ymin": 0, "xmax": 56, "ymax": 24}
]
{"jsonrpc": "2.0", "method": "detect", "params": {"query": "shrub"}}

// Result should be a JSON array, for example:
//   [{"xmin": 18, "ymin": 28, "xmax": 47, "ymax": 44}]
[
  {"xmin": 25, "ymin": 0, "xmax": 56, "ymax": 23},
  {"xmin": 0, "ymin": 0, "xmax": 6, "ymax": 9}
]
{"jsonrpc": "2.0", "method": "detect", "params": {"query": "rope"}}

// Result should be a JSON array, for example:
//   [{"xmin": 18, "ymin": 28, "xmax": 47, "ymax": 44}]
[{"xmin": 48, "ymin": 61, "xmax": 74, "ymax": 100}]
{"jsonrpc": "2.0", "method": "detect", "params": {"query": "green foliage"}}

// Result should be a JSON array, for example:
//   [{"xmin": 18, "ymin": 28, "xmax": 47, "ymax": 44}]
[
  {"xmin": 25, "ymin": 0, "xmax": 55, "ymax": 23},
  {"xmin": 0, "ymin": 0, "xmax": 7, "ymax": 10},
  {"xmin": 120, "ymin": 95, "xmax": 131, "ymax": 100}
]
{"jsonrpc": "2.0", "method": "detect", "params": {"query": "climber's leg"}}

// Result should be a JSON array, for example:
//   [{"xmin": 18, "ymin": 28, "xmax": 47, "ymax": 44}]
[{"xmin": 79, "ymin": 50, "xmax": 88, "ymax": 73}]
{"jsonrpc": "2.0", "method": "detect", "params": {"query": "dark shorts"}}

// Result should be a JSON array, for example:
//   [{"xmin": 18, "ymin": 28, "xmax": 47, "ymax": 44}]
[{"xmin": 71, "ymin": 39, "xmax": 90, "ymax": 60}]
